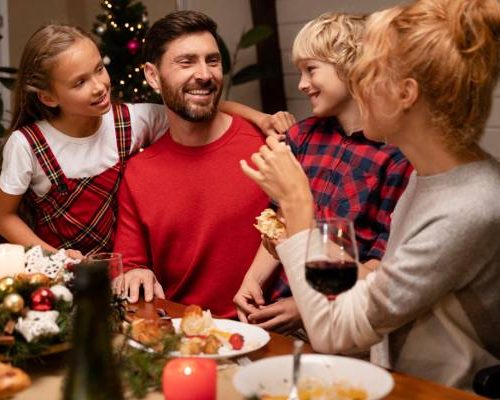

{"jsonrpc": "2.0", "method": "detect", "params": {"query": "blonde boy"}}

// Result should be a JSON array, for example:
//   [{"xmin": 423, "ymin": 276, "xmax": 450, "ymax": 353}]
[{"xmin": 234, "ymin": 13, "xmax": 412, "ymax": 334}]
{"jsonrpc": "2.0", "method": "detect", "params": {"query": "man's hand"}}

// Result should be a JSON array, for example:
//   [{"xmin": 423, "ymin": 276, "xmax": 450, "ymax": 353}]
[
  {"xmin": 248, "ymin": 297, "xmax": 303, "ymax": 335},
  {"xmin": 122, "ymin": 269, "xmax": 165, "ymax": 303},
  {"xmin": 258, "ymin": 111, "xmax": 296, "ymax": 141},
  {"xmin": 233, "ymin": 274, "xmax": 266, "ymax": 323}
]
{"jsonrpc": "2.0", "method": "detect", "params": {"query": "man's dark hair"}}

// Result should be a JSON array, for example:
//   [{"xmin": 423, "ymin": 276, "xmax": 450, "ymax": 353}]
[{"xmin": 144, "ymin": 10, "xmax": 218, "ymax": 65}]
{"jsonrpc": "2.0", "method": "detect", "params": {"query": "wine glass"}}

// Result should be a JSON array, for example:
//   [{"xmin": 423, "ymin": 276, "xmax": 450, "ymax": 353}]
[
  {"xmin": 85, "ymin": 252, "xmax": 124, "ymax": 296},
  {"xmin": 305, "ymin": 218, "xmax": 359, "ymax": 298}
]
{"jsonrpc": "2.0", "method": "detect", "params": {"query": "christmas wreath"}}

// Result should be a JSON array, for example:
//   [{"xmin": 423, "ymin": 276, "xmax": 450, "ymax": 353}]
[
  {"xmin": 0, "ymin": 244, "xmax": 180, "ymax": 398},
  {"xmin": 0, "ymin": 244, "xmax": 77, "ymax": 364}
]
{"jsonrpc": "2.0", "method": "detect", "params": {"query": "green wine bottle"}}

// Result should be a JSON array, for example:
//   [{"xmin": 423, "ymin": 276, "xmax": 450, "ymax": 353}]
[{"xmin": 63, "ymin": 261, "xmax": 124, "ymax": 400}]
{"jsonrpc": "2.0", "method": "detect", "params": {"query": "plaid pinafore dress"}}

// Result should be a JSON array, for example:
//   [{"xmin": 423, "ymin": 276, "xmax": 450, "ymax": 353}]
[{"xmin": 20, "ymin": 104, "xmax": 132, "ymax": 255}]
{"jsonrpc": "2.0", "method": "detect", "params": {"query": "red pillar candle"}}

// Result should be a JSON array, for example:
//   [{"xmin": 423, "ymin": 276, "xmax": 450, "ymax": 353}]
[{"xmin": 162, "ymin": 358, "xmax": 217, "ymax": 400}]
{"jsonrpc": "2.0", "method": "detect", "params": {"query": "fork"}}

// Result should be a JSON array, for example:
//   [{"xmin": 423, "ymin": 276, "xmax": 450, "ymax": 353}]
[
  {"xmin": 288, "ymin": 339, "xmax": 304, "ymax": 400},
  {"xmin": 236, "ymin": 356, "xmax": 252, "ymax": 366}
]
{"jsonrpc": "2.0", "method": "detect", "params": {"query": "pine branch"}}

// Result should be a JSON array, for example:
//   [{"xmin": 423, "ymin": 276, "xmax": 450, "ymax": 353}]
[{"xmin": 116, "ymin": 333, "xmax": 181, "ymax": 398}]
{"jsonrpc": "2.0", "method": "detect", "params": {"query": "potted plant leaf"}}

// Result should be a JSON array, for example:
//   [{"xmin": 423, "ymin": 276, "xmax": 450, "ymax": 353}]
[{"xmin": 217, "ymin": 25, "xmax": 276, "ymax": 99}]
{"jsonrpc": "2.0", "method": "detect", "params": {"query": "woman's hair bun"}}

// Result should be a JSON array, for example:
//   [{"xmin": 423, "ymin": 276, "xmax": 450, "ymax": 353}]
[{"xmin": 447, "ymin": 0, "xmax": 500, "ymax": 56}]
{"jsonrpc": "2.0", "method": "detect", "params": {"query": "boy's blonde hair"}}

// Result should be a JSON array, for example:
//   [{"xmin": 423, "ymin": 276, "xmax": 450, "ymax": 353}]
[
  {"xmin": 350, "ymin": 0, "xmax": 500, "ymax": 153},
  {"xmin": 292, "ymin": 13, "xmax": 367, "ymax": 81}
]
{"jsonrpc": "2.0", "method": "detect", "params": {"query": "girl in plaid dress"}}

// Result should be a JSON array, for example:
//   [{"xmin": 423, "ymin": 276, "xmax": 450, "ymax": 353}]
[{"xmin": 0, "ymin": 24, "xmax": 292, "ymax": 257}]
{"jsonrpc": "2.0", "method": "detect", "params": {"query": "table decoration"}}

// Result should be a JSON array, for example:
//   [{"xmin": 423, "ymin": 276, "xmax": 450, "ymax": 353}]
[
  {"xmin": 114, "ymin": 328, "xmax": 180, "ymax": 398},
  {"xmin": 0, "ymin": 244, "xmax": 76, "ymax": 363},
  {"xmin": 162, "ymin": 357, "xmax": 217, "ymax": 400},
  {"xmin": 0, "ymin": 241, "xmax": 177, "ymax": 397},
  {"xmin": 0, "ymin": 244, "xmax": 25, "ymax": 278}
]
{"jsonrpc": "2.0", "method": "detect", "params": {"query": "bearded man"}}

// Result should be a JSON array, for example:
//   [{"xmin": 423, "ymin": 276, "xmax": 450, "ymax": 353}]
[{"xmin": 113, "ymin": 10, "xmax": 269, "ymax": 317}]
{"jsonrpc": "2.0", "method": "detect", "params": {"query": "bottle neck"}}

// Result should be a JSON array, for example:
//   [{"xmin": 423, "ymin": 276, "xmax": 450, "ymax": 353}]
[
  {"xmin": 72, "ymin": 289, "xmax": 112, "ymax": 340},
  {"xmin": 63, "ymin": 265, "xmax": 123, "ymax": 400}
]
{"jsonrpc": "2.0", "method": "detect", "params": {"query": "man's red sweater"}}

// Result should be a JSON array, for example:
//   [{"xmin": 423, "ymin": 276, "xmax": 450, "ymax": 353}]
[{"xmin": 114, "ymin": 115, "xmax": 268, "ymax": 318}]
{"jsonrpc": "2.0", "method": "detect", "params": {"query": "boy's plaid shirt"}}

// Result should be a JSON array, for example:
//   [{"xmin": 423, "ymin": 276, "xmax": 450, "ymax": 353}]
[{"xmin": 268, "ymin": 116, "xmax": 412, "ymax": 300}]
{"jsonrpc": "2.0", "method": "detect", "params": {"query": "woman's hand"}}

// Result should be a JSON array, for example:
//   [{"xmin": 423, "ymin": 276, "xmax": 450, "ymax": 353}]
[
  {"xmin": 240, "ymin": 137, "xmax": 314, "ymax": 235},
  {"xmin": 240, "ymin": 137, "xmax": 308, "ymax": 202}
]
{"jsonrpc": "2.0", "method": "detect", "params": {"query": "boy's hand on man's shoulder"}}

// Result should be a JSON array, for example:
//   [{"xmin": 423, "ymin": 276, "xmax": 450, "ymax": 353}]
[{"xmin": 258, "ymin": 111, "xmax": 296, "ymax": 141}]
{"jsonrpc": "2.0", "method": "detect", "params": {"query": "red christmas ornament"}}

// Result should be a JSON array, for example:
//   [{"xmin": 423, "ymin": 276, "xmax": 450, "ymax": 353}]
[
  {"xmin": 31, "ymin": 287, "xmax": 55, "ymax": 311},
  {"xmin": 126, "ymin": 38, "xmax": 140, "ymax": 55}
]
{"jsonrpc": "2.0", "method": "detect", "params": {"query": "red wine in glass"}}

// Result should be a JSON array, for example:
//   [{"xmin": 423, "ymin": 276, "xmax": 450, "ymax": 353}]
[
  {"xmin": 305, "ymin": 217, "xmax": 359, "ymax": 298},
  {"xmin": 305, "ymin": 260, "xmax": 358, "ymax": 296}
]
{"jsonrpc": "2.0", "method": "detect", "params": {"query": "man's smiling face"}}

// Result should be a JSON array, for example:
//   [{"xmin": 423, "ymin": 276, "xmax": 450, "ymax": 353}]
[{"xmin": 155, "ymin": 31, "xmax": 223, "ymax": 122}]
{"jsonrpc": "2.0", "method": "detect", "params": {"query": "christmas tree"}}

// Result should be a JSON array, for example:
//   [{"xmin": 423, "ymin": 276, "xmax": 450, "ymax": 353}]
[{"xmin": 93, "ymin": 0, "xmax": 161, "ymax": 103}]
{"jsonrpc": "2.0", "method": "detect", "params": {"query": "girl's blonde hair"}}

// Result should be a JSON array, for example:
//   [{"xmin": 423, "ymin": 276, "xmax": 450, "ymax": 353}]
[
  {"xmin": 350, "ymin": 0, "xmax": 500, "ymax": 153},
  {"xmin": 8, "ymin": 24, "xmax": 94, "ymax": 133},
  {"xmin": 292, "ymin": 13, "xmax": 366, "ymax": 81}
]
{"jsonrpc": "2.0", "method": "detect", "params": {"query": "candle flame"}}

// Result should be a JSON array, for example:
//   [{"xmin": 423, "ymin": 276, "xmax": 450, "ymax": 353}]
[{"xmin": 183, "ymin": 366, "xmax": 192, "ymax": 376}]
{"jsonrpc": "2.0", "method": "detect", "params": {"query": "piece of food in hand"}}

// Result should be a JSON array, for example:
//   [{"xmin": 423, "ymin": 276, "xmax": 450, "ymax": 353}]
[
  {"xmin": 229, "ymin": 333, "xmax": 245, "ymax": 350},
  {"xmin": 180, "ymin": 305, "xmax": 214, "ymax": 336},
  {"xmin": 254, "ymin": 208, "xmax": 286, "ymax": 240},
  {"xmin": 0, "ymin": 362, "xmax": 31, "ymax": 398},
  {"xmin": 130, "ymin": 318, "xmax": 175, "ymax": 351}
]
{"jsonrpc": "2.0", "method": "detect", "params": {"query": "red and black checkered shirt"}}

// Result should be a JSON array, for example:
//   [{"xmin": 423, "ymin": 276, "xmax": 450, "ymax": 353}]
[{"xmin": 268, "ymin": 116, "xmax": 412, "ymax": 300}]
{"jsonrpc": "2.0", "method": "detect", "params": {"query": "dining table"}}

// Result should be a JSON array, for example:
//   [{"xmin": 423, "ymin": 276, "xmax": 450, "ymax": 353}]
[{"xmin": 13, "ymin": 298, "xmax": 485, "ymax": 400}]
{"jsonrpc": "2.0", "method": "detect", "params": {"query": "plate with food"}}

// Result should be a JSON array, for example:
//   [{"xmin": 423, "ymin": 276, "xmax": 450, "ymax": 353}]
[
  {"xmin": 128, "ymin": 305, "xmax": 270, "ymax": 359},
  {"xmin": 233, "ymin": 354, "xmax": 394, "ymax": 400}
]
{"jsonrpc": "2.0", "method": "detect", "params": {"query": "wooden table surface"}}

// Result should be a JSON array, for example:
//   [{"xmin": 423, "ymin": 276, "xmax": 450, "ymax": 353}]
[
  {"xmin": 13, "ymin": 298, "xmax": 485, "ymax": 400},
  {"xmin": 134, "ymin": 298, "xmax": 485, "ymax": 400}
]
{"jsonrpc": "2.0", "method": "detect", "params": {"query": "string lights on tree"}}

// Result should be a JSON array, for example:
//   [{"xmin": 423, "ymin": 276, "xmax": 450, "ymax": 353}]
[{"xmin": 93, "ymin": 0, "xmax": 161, "ymax": 103}]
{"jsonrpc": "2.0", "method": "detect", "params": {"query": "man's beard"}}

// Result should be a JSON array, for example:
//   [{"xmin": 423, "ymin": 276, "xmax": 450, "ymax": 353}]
[{"xmin": 159, "ymin": 77, "xmax": 222, "ymax": 122}]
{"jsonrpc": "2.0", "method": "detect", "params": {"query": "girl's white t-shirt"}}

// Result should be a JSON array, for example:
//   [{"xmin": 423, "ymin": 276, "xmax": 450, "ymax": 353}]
[{"xmin": 0, "ymin": 103, "xmax": 168, "ymax": 197}]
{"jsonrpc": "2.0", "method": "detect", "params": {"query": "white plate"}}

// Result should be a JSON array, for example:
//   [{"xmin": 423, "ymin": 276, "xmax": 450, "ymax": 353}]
[
  {"xmin": 171, "ymin": 318, "xmax": 270, "ymax": 359},
  {"xmin": 233, "ymin": 354, "xmax": 394, "ymax": 400}
]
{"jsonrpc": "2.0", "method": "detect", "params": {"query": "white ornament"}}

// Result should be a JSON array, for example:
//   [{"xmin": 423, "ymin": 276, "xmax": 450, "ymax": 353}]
[
  {"xmin": 62, "ymin": 270, "xmax": 74, "ymax": 284},
  {"xmin": 15, "ymin": 310, "xmax": 60, "ymax": 343},
  {"xmin": 24, "ymin": 245, "xmax": 79, "ymax": 279},
  {"xmin": 103, "ymin": 56, "xmax": 111, "ymax": 65},
  {"xmin": 50, "ymin": 284, "xmax": 73, "ymax": 305}
]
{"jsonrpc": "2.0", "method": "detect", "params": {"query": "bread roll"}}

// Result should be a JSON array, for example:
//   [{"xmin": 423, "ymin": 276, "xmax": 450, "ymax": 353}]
[
  {"xmin": 254, "ymin": 208, "xmax": 286, "ymax": 240},
  {"xmin": 0, "ymin": 362, "xmax": 31, "ymax": 398}
]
